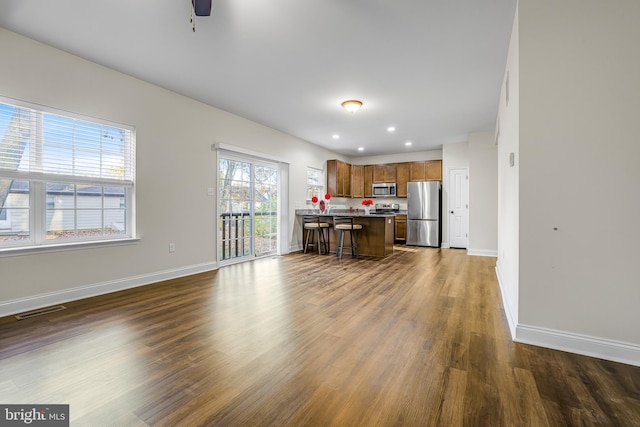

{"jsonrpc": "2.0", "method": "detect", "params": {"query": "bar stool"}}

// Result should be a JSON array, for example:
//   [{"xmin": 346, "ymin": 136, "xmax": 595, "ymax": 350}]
[
  {"xmin": 333, "ymin": 216, "xmax": 363, "ymax": 259},
  {"xmin": 303, "ymin": 216, "xmax": 330, "ymax": 254}
]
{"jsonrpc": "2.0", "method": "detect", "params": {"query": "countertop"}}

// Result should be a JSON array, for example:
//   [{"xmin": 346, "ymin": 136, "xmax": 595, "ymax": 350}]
[{"xmin": 295, "ymin": 209, "xmax": 395, "ymax": 218}]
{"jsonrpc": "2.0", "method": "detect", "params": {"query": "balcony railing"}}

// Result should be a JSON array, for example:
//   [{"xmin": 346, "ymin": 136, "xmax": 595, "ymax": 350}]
[{"xmin": 219, "ymin": 211, "xmax": 277, "ymax": 261}]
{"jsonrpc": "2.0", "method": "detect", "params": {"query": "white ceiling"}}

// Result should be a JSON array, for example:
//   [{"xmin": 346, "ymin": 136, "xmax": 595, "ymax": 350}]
[{"xmin": 0, "ymin": 0, "xmax": 516, "ymax": 157}]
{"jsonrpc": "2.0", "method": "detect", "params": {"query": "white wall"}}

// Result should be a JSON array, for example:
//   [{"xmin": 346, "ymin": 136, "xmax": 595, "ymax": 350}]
[
  {"xmin": 519, "ymin": 0, "xmax": 640, "ymax": 345},
  {"xmin": 0, "ymin": 28, "xmax": 341, "ymax": 314},
  {"xmin": 468, "ymin": 132, "xmax": 498, "ymax": 256},
  {"xmin": 349, "ymin": 150, "xmax": 442, "ymax": 165},
  {"xmin": 496, "ymin": 5, "xmax": 520, "ymax": 337},
  {"xmin": 498, "ymin": 0, "xmax": 640, "ymax": 365}
]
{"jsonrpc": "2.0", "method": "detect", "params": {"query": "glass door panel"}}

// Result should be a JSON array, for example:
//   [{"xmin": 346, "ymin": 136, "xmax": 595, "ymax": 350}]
[
  {"xmin": 218, "ymin": 157, "xmax": 278, "ymax": 262},
  {"xmin": 254, "ymin": 165, "xmax": 278, "ymax": 257}
]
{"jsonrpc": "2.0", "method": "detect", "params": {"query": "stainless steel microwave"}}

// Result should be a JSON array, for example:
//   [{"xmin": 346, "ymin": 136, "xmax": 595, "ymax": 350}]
[{"xmin": 372, "ymin": 182, "xmax": 397, "ymax": 197}]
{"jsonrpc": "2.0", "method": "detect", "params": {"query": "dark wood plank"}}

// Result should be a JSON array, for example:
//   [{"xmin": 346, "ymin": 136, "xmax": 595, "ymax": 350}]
[{"xmin": 1, "ymin": 248, "xmax": 639, "ymax": 426}]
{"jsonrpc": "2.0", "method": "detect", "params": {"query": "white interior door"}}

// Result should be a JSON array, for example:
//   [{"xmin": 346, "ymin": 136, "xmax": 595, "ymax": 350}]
[{"xmin": 448, "ymin": 168, "xmax": 468, "ymax": 249}]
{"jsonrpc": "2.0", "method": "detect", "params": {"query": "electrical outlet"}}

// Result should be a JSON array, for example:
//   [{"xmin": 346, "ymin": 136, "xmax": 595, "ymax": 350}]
[{"xmin": 169, "ymin": 243, "xmax": 176, "ymax": 253}]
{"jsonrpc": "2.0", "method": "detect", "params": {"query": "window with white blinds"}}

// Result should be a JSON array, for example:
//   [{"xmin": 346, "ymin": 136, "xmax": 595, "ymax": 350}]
[
  {"xmin": 0, "ymin": 97, "xmax": 136, "ymax": 249},
  {"xmin": 306, "ymin": 167, "xmax": 323, "ymax": 201}
]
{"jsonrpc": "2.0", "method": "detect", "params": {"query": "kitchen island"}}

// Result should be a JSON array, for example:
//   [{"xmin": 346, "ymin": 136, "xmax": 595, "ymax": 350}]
[{"xmin": 295, "ymin": 210, "xmax": 395, "ymax": 257}]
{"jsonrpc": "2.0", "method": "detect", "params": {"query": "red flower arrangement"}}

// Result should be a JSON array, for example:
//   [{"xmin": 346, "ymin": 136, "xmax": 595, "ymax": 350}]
[
  {"xmin": 324, "ymin": 193, "xmax": 331, "ymax": 201},
  {"xmin": 361, "ymin": 199, "xmax": 374, "ymax": 206},
  {"xmin": 311, "ymin": 196, "xmax": 319, "ymax": 203}
]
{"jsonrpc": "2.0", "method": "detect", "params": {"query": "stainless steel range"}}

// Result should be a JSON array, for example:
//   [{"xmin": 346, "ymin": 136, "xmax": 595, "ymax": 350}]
[{"xmin": 373, "ymin": 203, "xmax": 399, "ymax": 213}]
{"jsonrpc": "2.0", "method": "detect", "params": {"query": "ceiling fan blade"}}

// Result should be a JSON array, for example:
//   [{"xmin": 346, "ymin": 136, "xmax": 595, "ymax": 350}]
[{"xmin": 192, "ymin": 0, "xmax": 212, "ymax": 16}]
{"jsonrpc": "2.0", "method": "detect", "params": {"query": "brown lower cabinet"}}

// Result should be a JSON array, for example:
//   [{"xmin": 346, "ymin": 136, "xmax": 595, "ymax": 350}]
[{"xmin": 395, "ymin": 214, "xmax": 407, "ymax": 242}]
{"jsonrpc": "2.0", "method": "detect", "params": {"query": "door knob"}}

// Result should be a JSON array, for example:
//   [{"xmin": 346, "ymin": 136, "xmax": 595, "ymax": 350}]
[{"xmin": 450, "ymin": 211, "xmax": 454, "ymax": 214}]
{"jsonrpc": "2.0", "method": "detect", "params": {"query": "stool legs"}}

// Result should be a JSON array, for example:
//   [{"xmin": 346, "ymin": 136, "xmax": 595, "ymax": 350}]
[
  {"xmin": 337, "ymin": 230, "xmax": 344, "ymax": 259},
  {"xmin": 304, "ymin": 227, "xmax": 328, "ymax": 254},
  {"xmin": 303, "ymin": 228, "xmax": 313, "ymax": 253},
  {"xmin": 318, "ymin": 228, "xmax": 327, "ymax": 254},
  {"xmin": 336, "ymin": 229, "xmax": 358, "ymax": 259},
  {"xmin": 321, "ymin": 227, "xmax": 329, "ymax": 254},
  {"xmin": 352, "ymin": 229, "xmax": 358, "ymax": 258}
]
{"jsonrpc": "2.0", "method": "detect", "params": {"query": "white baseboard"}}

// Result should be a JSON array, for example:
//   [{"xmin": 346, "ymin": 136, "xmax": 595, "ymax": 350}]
[
  {"xmin": 494, "ymin": 265, "xmax": 517, "ymax": 339},
  {"xmin": 516, "ymin": 324, "xmax": 640, "ymax": 367},
  {"xmin": 494, "ymin": 266, "xmax": 640, "ymax": 367},
  {"xmin": 440, "ymin": 242, "xmax": 450, "ymax": 249},
  {"xmin": 468, "ymin": 248, "xmax": 497, "ymax": 257},
  {"xmin": 0, "ymin": 262, "xmax": 218, "ymax": 318}
]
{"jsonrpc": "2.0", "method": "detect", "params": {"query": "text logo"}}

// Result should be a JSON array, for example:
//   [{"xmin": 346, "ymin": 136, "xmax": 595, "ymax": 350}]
[{"xmin": 1, "ymin": 405, "xmax": 69, "ymax": 426}]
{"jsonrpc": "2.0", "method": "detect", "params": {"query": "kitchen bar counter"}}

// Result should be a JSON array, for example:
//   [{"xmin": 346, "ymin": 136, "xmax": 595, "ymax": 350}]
[{"xmin": 295, "ymin": 209, "xmax": 395, "ymax": 257}]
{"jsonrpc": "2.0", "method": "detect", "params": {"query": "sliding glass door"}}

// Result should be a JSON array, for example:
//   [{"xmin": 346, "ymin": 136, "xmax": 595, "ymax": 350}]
[{"xmin": 218, "ymin": 156, "xmax": 278, "ymax": 262}]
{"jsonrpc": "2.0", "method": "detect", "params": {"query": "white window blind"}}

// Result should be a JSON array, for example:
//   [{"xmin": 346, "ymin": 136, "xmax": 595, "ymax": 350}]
[
  {"xmin": 306, "ymin": 167, "xmax": 323, "ymax": 200},
  {"xmin": 0, "ymin": 100, "xmax": 135, "ymax": 186},
  {"xmin": 0, "ymin": 97, "xmax": 136, "ymax": 249}
]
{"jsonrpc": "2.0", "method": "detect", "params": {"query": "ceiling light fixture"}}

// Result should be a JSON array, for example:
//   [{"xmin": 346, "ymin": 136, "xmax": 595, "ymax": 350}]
[
  {"xmin": 332, "ymin": 134, "xmax": 340, "ymax": 139},
  {"xmin": 358, "ymin": 147, "xmax": 365, "ymax": 152},
  {"xmin": 405, "ymin": 141, "xmax": 412, "ymax": 146},
  {"xmin": 341, "ymin": 100, "xmax": 363, "ymax": 113},
  {"xmin": 387, "ymin": 126, "xmax": 396, "ymax": 132}
]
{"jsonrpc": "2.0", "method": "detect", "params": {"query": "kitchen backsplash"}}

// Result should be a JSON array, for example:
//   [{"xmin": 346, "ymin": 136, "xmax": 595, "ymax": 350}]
[{"xmin": 300, "ymin": 197, "xmax": 407, "ymax": 211}]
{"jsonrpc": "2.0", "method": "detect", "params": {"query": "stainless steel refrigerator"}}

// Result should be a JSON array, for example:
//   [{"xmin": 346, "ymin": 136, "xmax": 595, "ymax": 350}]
[{"xmin": 406, "ymin": 181, "xmax": 441, "ymax": 247}]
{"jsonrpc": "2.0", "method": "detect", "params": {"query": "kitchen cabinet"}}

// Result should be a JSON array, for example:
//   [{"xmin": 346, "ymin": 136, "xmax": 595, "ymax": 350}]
[
  {"xmin": 396, "ymin": 162, "xmax": 410, "ymax": 197},
  {"xmin": 351, "ymin": 164, "xmax": 365, "ymax": 198},
  {"xmin": 297, "ymin": 212, "xmax": 394, "ymax": 257},
  {"xmin": 364, "ymin": 165, "xmax": 373, "ymax": 198},
  {"xmin": 395, "ymin": 214, "xmax": 407, "ymax": 242},
  {"xmin": 326, "ymin": 160, "xmax": 351, "ymax": 197},
  {"xmin": 327, "ymin": 159, "xmax": 440, "ymax": 198},
  {"xmin": 426, "ymin": 160, "xmax": 442, "ymax": 181},
  {"xmin": 410, "ymin": 160, "xmax": 442, "ymax": 181},
  {"xmin": 372, "ymin": 164, "xmax": 397, "ymax": 183},
  {"xmin": 409, "ymin": 161, "xmax": 426, "ymax": 181}
]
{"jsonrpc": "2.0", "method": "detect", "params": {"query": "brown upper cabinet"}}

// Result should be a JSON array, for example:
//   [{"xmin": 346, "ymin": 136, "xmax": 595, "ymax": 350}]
[
  {"xmin": 372, "ymin": 164, "xmax": 397, "ymax": 183},
  {"xmin": 351, "ymin": 164, "xmax": 365, "ymax": 198},
  {"xmin": 326, "ymin": 159, "xmax": 351, "ymax": 197},
  {"xmin": 364, "ymin": 165, "xmax": 373, "ymax": 198},
  {"xmin": 396, "ymin": 162, "xmax": 410, "ymax": 198},
  {"xmin": 326, "ymin": 159, "xmax": 441, "ymax": 198},
  {"xmin": 426, "ymin": 160, "xmax": 442, "ymax": 181},
  {"xmin": 409, "ymin": 161, "xmax": 426, "ymax": 181},
  {"xmin": 410, "ymin": 160, "xmax": 442, "ymax": 182}
]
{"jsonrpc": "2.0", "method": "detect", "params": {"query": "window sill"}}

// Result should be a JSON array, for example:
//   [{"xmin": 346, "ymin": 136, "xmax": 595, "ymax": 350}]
[{"xmin": 0, "ymin": 238, "xmax": 140, "ymax": 258}]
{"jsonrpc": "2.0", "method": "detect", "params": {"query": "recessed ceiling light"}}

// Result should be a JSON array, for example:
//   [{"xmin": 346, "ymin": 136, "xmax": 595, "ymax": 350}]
[
  {"xmin": 358, "ymin": 147, "xmax": 364, "ymax": 152},
  {"xmin": 387, "ymin": 126, "xmax": 396, "ymax": 132},
  {"xmin": 332, "ymin": 134, "xmax": 340, "ymax": 139},
  {"xmin": 405, "ymin": 141, "xmax": 412, "ymax": 146}
]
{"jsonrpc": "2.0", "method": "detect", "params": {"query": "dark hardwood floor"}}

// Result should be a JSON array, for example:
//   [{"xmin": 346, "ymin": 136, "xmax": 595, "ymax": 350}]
[{"xmin": 1, "ymin": 247, "xmax": 639, "ymax": 426}]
